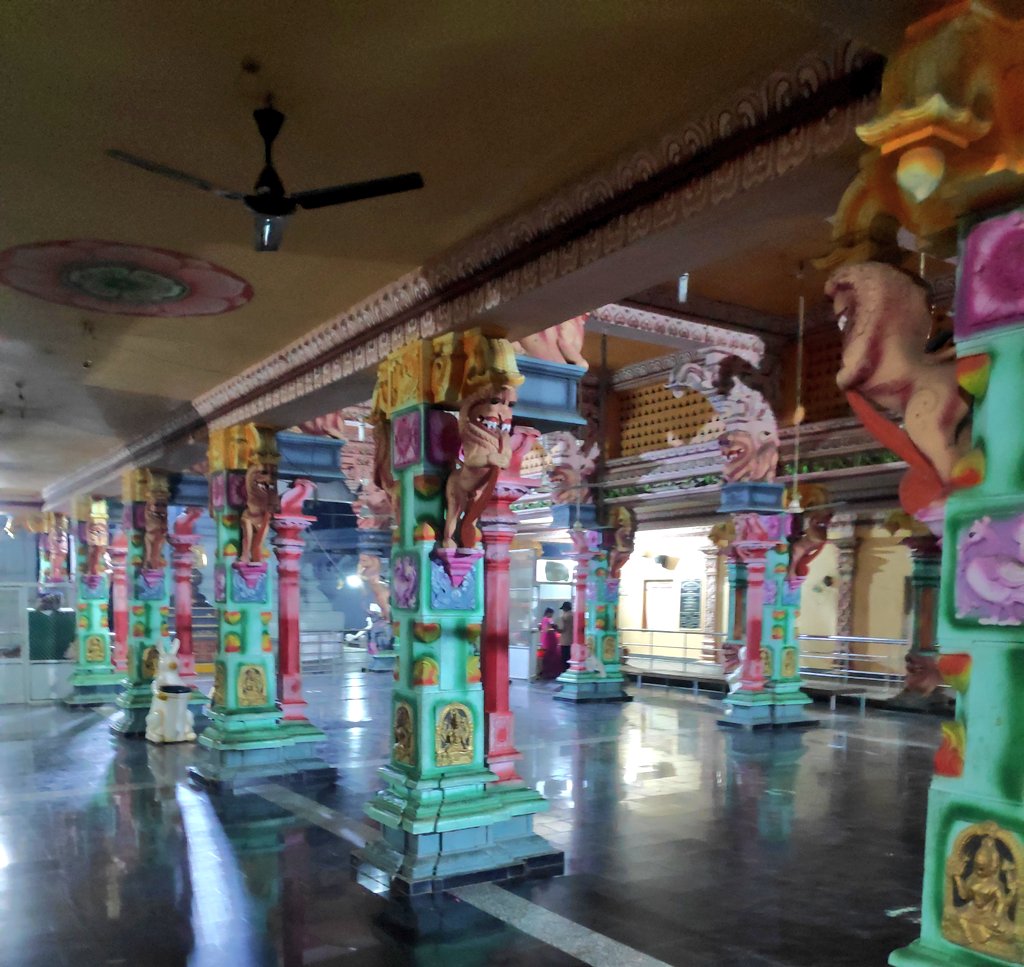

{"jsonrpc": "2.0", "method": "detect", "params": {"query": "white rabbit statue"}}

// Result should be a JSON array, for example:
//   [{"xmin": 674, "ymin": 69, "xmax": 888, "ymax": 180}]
[{"xmin": 145, "ymin": 637, "xmax": 196, "ymax": 743}]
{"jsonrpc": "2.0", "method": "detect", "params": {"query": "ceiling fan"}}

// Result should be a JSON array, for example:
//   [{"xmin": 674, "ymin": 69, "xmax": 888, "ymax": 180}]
[{"xmin": 107, "ymin": 104, "xmax": 424, "ymax": 251}]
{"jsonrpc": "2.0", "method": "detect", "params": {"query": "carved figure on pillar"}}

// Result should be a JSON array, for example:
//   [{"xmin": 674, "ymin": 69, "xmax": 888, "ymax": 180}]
[
  {"xmin": 240, "ymin": 461, "xmax": 278, "ymax": 565},
  {"xmin": 669, "ymin": 350, "xmax": 780, "ymax": 484},
  {"xmin": 826, "ymin": 261, "xmax": 972, "ymax": 520},
  {"xmin": 44, "ymin": 512, "xmax": 70, "ymax": 583},
  {"xmin": 511, "ymin": 315, "xmax": 588, "ymax": 368},
  {"xmin": 142, "ymin": 487, "xmax": 169, "ymax": 570},
  {"xmin": 441, "ymin": 380, "xmax": 518, "ymax": 550},
  {"xmin": 607, "ymin": 506, "xmax": 636, "ymax": 580},
  {"xmin": 85, "ymin": 508, "xmax": 109, "ymax": 578}
]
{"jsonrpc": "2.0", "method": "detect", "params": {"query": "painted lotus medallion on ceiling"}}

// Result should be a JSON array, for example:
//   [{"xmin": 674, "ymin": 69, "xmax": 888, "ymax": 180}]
[{"xmin": 0, "ymin": 239, "xmax": 252, "ymax": 316}]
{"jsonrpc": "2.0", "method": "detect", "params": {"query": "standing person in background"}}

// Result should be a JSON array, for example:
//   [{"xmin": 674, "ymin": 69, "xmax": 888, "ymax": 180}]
[
  {"xmin": 556, "ymin": 601, "xmax": 573, "ymax": 674},
  {"xmin": 539, "ymin": 607, "xmax": 561, "ymax": 679}
]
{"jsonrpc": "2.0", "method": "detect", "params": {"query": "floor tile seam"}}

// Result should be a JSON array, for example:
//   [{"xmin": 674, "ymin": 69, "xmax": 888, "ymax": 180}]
[{"xmin": 449, "ymin": 882, "xmax": 673, "ymax": 967}]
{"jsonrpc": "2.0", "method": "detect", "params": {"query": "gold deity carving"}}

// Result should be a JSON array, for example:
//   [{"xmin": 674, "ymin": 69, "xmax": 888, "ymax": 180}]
[
  {"xmin": 211, "ymin": 663, "xmax": 226, "ymax": 707},
  {"xmin": 602, "ymin": 634, "xmax": 617, "ymax": 662},
  {"xmin": 142, "ymin": 646, "xmax": 159, "ymax": 679},
  {"xmin": 435, "ymin": 702, "xmax": 473, "ymax": 767},
  {"xmin": 238, "ymin": 664, "xmax": 268, "ymax": 707},
  {"xmin": 393, "ymin": 702, "xmax": 414, "ymax": 765},
  {"xmin": 781, "ymin": 647, "xmax": 798, "ymax": 679},
  {"xmin": 84, "ymin": 635, "xmax": 104, "ymax": 662},
  {"xmin": 761, "ymin": 647, "xmax": 773, "ymax": 681},
  {"xmin": 943, "ymin": 821, "xmax": 1024, "ymax": 959}
]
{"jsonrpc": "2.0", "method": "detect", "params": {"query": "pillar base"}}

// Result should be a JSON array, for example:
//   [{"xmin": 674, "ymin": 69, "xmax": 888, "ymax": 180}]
[
  {"xmin": 719, "ymin": 698, "xmax": 820, "ymax": 730},
  {"xmin": 889, "ymin": 941, "xmax": 986, "ymax": 966},
  {"xmin": 553, "ymin": 671, "xmax": 631, "ymax": 703},
  {"xmin": 363, "ymin": 650, "xmax": 398, "ymax": 673},
  {"xmin": 189, "ymin": 714, "xmax": 335, "ymax": 793},
  {"xmin": 353, "ymin": 813, "xmax": 563, "ymax": 896},
  {"xmin": 109, "ymin": 682, "xmax": 154, "ymax": 736},
  {"xmin": 63, "ymin": 672, "xmax": 123, "ymax": 708}
]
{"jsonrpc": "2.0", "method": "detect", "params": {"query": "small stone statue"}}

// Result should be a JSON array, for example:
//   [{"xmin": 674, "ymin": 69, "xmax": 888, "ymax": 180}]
[{"xmin": 145, "ymin": 638, "xmax": 196, "ymax": 744}]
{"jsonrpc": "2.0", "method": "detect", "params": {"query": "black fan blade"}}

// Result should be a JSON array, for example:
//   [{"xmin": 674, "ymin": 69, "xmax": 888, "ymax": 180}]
[
  {"xmin": 106, "ymin": 149, "xmax": 246, "ymax": 200},
  {"xmin": 292, "ymin": 172, "xmax": 424, "ymax": 210}
]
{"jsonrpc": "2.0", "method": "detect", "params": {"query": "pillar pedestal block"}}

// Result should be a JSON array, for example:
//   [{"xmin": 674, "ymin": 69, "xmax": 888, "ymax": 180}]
[{"xmin": 188, "ymin": 720, "xmax": 335, "ymax": 794}]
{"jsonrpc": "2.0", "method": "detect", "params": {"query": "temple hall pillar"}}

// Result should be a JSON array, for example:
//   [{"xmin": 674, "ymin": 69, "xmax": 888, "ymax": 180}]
[
  {"xmin": 188, "ymin": 426, "xmax": 334, "ymax": 792},
  {"xmin": 701, "ymin": 544, "xmax": 725, "ymax": 662},
  {"xmin": 355, "ymin": 330, "xmax": 562, "ymax": 892},
  {"xmin": 830, "ymin": 513, "xmax": 857, "ymax": 642},
  {"xmin": 65, "ymin": 498, "xmax": 121, "ymax": 707},
  {"xmin": 478, "ymin": 425, "xmax": 539, "ymax": 783},
  {"xmin": 271, "ymin": 479, "xmax": 318, "ymax": 723},
  {"xmin": 167, "ymin": 508, "xmax": 202, "ymax": 681},
  {"xmin": 109, "ymin": 531, "xmax": 129, "ymax": 671},
  {"xmin": 818, "ymin": 8, "xmax": 1024, "ymax": 960},
  {"xmin": 110, "ymin": 469, "xmax": 171, "ymax": 736}
]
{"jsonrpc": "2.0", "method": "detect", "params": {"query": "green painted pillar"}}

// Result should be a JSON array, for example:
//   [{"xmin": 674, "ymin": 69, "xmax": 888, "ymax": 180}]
[
  {"xmin": 892, "ymin": 204, "xmax": 1024, "ymax": 966},
  {"xmin": 556, "ymin": 518, "xmax": 631, "ymax": 702},
  {"xmin": 65, "ymin": 498, "xmax": 121, "ymax": 707},
  {"xmin": 111, "ymin": 471, "xmax": 171, "ymax": 736},
  {"xmin": 758, "ymin": 540, "xmax": 815, "ymax": 726},
  {"xmin": 356, "ymin": 331, "xmax": 561, "ymax": 892},
  {"xmin": 189, "ymin": 425, "xmax": 334, "ymax": 793}
]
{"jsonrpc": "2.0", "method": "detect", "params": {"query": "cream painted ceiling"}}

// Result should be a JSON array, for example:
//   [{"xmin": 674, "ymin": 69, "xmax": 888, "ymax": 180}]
[{"xmin": 0, "ymin": 0, "xmax": 947, "ymax": 501}]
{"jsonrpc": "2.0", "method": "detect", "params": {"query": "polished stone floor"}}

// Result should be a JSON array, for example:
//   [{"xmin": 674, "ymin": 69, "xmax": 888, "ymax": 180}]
[{"xmin": 0, "ymin": 670, "xmax": 939, "ymax": 966}]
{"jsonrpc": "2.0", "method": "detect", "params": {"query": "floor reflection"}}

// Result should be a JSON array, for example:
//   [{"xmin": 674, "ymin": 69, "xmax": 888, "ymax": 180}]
[{"xmin": 0, "ymin": 677, "xmax": 941, "ymax": 966}]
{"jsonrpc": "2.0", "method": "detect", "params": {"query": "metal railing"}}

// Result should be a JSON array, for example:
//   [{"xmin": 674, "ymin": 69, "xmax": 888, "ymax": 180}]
[
  {"xmin": 300, "ymin": 631, "xmax": 366, "ymax": 674},
  {"xmin": 618, "ymin": 627, "xmax": 912, "ymax": 702},
  {"xmin": 619, "ymin": 628, "xmax": 725, "ymax": 691},
  {"xmin": 797, "ymin": 633, "xmax": 909, "ymax": 699}
]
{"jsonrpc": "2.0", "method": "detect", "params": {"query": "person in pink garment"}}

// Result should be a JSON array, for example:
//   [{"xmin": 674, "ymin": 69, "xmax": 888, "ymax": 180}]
[{"xmin": 539, "ymin": 607, "xmax": 562, "ymax": 679}]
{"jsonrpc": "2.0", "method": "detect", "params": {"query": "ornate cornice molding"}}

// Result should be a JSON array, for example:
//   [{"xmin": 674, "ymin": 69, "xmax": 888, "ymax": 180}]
[
  {"xmin": 44, "ymin": 43, "xmax": 881, "ymax": 503},
  {"xmin": 588, "ymin": 303, "xmax": 765, "ymax": 365}
]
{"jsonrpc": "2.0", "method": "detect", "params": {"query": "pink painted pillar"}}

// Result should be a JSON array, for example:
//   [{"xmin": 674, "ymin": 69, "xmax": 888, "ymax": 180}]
[
  {"xmin": 728, "ymin": 513, "xmax": 788, "ymax": 694},
  {"xmin": 109, "ymin": 532, "xmax": 129, "ymax": 671},
  {"xmin": 271, "ymin": 504, "xmax": 315, "ymax": 721},
  {"xmin": 479, "ymin": 427, "xmax": 538, "ymax": 786},
  {"xmin": 567, "ymin": 529, "xmax": 597, "ymax": 673},
  {"xmin": 736, "ymin": 551, "xmax": 768, "ymax": 693},
  {"xmin": 167, "ymin": 532, "xmax": 200, "ymax": 680}
]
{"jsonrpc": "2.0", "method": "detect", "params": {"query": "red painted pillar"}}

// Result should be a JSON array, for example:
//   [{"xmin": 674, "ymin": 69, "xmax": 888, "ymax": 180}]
[
  {"xmin": 271, "ymin": 504, "xmax": 315, "ymax": 721},
  {"xmin": 479, "ymin": 427, "xmax": 538, "ymax": 786},
  {"xmin": 730, "ymin": 513, "xmax": 787, "ymax": 694},
  {"xmin": 567, "ymin": 526, "xmax": 596, "ymax": 673},
  {"xmin": 109, "ymin": 532, "xmax": 129, "ymax": 671},
  {"xmin": 167, "ymin": 532, "xmax": 200, "ymax": 680}
]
